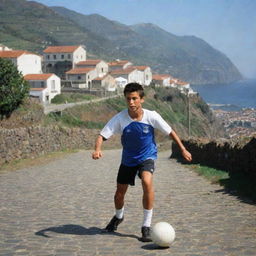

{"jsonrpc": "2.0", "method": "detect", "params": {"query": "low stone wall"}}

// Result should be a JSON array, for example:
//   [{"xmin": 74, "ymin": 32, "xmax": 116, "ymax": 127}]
[
  {"xmin": 0, "ymin": 125, "xmax": 99, "ymax": 165},
  {"xmin": 171, "ymin": 137, "xmax": 256, "ymax": 181}
]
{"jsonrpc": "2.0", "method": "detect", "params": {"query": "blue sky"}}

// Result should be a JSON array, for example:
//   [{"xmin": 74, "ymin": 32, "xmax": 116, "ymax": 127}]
[{"xmin": 33, "ymin": 0, "xmax": 256, "ymax": 78}]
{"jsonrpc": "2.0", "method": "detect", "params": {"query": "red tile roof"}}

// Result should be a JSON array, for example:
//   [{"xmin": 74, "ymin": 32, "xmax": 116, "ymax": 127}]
[
  {"xmin": 108, "ymin": 60, "xmax": 131, "ymax": 66},
  {"xmin": 175, "ymin": 79, "xmax": 189, "ymax": 86},
  {"xmin": 0, "ymin": 50, "xmax": 39, "ymax": 58},
  {"xmin": 76, "ymin": 59, "xmax": 102, "ymax": 66},
  {"xmin": 152, "ymin": 74, "xmax": 171, "ymax": 80},
  {"xmin": 110, "ymin": 67, "xmax": 136, "ymax": 75},
  {"xmin": 43, "ymin": 45, "xmax": 81, "ymax": 53},
  {"xmin": 66, "ymin": 68, "xmax": 94, "ymax": 74},
  {"xmin": 24, "ymin": 74, "xmax": 54, "ymax": 80},
  {"xmin": 133, "ymin": 66, "xmax": 149, "ymax": 71}
]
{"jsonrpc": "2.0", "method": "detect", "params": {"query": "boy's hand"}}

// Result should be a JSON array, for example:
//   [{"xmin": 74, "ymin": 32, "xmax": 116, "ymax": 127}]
[
  {"xmin": 92, "ymin": 151, "xmax": 103, "ymax": 160},
  {"xmin": 181, "ymin": 149, "xmax": 192, "ymax": 162}
]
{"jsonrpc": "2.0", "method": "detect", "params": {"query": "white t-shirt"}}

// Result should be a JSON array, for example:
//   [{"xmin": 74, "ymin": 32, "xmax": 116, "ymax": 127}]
[{"xmin": 100, "ymin": 108, "xmax": 172, "ymax": 166}]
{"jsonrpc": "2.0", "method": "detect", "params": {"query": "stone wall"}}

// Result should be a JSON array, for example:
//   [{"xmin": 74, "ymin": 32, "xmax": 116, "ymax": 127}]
[
  {"xmin": 0, "ymin": 125, "xmax": 99, "ymax": 165},
  {"xmin": 171, "ymin": 137, "xmax": 256, "ymax": 182}
]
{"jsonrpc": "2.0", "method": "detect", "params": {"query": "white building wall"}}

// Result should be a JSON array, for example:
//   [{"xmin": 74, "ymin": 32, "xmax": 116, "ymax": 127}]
[
  {"xmin": 46, "ymin": 75, "xmax": 61, "ymax": 102},
  {"xmin": 144, "ymin": 67, "xmax": 152, "ymax": 86},
  {"xmin": 96, "ymin": 61, "xmax": 109, "ymax": 77},
  {"xmin": 128, "ymin": 70, "xmax": 140, "ymax": 83},
  {"xmin": 116, "ymin": 77, "xmax": 128, "ymax": 88},
  {"xmin": 163, "ymin": 77, "xmax": 171, "ymax": 87},
  {"xmin": 73, "ymin": 47, "xmax": 87, "ymax": 65},
  {"xmin": 17, "ymin": 54, "xmax": 42, "ymax": 75}
]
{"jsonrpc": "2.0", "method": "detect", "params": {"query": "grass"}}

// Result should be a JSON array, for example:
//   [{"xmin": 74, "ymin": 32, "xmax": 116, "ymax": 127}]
[
  {"xmin": 192, "ymin": 165, "xmax": 229, "ymax": 184},
  {"xmin": 51, "ymin": 93, "xmax": 97, "ymax": 104},
  {"xmin": 47, "ymin": 112, "xmax": 105, "ymax": 129},
  {"xmin": 191, "ymin": 164, "xmax": 256, "ymax": 203}
]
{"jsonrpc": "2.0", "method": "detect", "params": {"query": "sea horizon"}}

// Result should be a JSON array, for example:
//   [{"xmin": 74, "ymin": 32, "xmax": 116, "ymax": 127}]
[{"xmin": 191, "ymin": 78, "xmax": 256, "ymax": 111}]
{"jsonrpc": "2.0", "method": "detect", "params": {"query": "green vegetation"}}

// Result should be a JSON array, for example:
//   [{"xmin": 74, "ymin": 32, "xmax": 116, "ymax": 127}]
[
  {"xmin": 192, "ymin": 165, "xmax": 229, "ymax": 183},
  {"xmin": 0, "ymin": 58, "xmax": 30, "ymax": 118},
  {"xmin": 51, "ymin": 93, "xmax": 97, "ymax": 104},
  {"xmin": 192, "ymin": 165, "xmax": 256, "ymax": 203},
  {"xmin": 48, "ymin": 112, "xmax": 105, "ymax": 129},
  {"xmin": 45, "ymin": 87, "xmax": 223, "ymax": 139}
]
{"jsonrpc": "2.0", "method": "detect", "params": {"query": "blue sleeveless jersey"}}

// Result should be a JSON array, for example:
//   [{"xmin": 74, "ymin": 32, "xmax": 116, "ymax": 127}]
[{"xmin": 100, "ymin": 109, "xmax": 172, "ymax": 166}]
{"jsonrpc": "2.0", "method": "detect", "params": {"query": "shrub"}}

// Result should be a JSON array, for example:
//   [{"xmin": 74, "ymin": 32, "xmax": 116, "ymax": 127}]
[{"xmin": 0, "ymin": 58, "xmax": 29, "ymax": 118}]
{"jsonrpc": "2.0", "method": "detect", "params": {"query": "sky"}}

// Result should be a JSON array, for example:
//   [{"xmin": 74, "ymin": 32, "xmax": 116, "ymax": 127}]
[{"xmin": 33, "ymin": 0, "xmax": 256, "ymax": 78}]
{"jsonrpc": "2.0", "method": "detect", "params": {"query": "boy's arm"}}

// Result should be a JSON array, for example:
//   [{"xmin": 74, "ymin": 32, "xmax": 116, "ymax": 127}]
[
  {"xmin": 169, "ymin": 130, "xmax": 192, "ymax": 162},
  {"xmin": 92, "ymin": 135, "xmax": 104, "ymax": 160}
]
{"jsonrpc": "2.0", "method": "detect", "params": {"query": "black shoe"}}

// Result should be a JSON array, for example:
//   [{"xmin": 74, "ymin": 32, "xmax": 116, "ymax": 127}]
[
  {"xmin": 139, "ymin": 226, "xmax": 152, "ymax": 242},
  {"xmin": 105, "ymin": 215, "xmax": 124, "ymax": 232}
]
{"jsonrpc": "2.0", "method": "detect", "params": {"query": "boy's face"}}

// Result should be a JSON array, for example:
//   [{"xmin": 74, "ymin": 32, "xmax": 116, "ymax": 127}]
[{"xmin": 125, "ymin": 91, "xmax": 144, "ymax": 113}]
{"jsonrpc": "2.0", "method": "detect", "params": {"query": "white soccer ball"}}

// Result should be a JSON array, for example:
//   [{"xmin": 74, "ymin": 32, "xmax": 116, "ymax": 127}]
[{"xmin": 151, "ymin": 222, "xmax": 176, "ymax": 247}]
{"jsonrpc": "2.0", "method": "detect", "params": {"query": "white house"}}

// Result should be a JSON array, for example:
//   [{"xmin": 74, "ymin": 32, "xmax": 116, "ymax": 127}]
[
  {"xmin": 65, "ymin": 67, "xmax": 97, "ymax": 89},
  {"xmin": 108, "ymin": 60, "xmax": 133, "ymax": 71},
  {"xmin": 92, "ymin": 74, "xmax": 116, "ymax": 92},
  {"xmin": 0, "ymin": 50, "xmax": 42, "ymax": 75},
  {"xmin": 152, "ymin": 74, "xmax": 172, "ymax": 87},
  {"xmin": 24, "ymin": 73, "xmax": 61, "ymax": 104},
  {"xmin": 133, "ymin": 66, "xmax": 152, "ymax": 86},
  {"xmin": 43, "ymin": 45, "xmax": 86, "ymax": 69},
  {"xmin": 76, "ymin": 59, "xmax": 108, "ymax": 78},
  {"xmin": 115, "ymin": 77, "xmax": 128, "ymax": 88},
  {"xmin": 110, "ymin": 67, "xmax": 140, "ymax": 84},
  {"xmin": 173, "ymin": 79, "xmax": 195, "ymax": 95}
]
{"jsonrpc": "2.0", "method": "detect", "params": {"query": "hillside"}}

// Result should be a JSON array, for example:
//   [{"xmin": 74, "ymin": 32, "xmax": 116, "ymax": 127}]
[
  {"xmin": 1, "ymin": 87, "xmax": 225, "ymax": 140},
  {"xmin": 0, "ymin": 0, "xmax": 126, "ymax": 58},
  {"xmin": 0, "ymin": 0, "xmax": 242, "ymax": 85},
  {"xmin": 52, "ymin": 6, "xmax": 242, "ymax": 85}
]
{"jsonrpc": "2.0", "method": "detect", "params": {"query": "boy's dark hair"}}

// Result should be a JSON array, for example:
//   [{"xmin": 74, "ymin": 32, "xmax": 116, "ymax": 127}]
[{"xmin": 123, "ymin": 83, "xmax": 145, "ymax": 98}]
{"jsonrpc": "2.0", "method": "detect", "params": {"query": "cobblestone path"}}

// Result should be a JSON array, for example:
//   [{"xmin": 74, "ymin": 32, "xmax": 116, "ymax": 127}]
[{"xmin": 0, "ymin": 150, "xmax": 255, "ymax": 256}]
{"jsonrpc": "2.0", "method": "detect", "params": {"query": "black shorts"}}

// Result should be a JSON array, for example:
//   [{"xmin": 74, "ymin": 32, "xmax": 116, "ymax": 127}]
[{"xmin": 117, "ymin": 159, "xmax": 155, "ymax": 186}]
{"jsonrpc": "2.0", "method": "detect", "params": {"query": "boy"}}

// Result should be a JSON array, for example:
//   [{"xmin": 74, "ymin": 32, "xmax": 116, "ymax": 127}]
[{"xmin": 92, "ymin": 83, "xmax": 192, "ymax": 242}]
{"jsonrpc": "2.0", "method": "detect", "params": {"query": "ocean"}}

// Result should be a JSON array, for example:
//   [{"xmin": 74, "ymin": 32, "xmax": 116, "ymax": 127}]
[{"xmin": 191, "ymin": 79, "xmax": 256, "ymax": 111}]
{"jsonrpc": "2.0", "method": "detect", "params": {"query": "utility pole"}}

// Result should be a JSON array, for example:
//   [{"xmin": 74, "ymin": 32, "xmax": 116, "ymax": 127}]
[{"xmin": 186, "ymin": 89, "xmax": 191, "ymax": 138}]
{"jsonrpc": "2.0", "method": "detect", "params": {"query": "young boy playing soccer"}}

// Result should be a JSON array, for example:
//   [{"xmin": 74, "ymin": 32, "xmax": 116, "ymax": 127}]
[{"xmin": 92, "ymin": 83, "xmax": 192, "ymax": 242}]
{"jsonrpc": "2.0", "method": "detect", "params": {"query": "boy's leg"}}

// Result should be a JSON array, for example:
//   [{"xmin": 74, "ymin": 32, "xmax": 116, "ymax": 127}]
[
  {"xmin": 141, "ymin": 171, "xmax": 154, "ymax": 210},
  {"xmin": 115, "ymin": 183, "xmax": 129, "ymax": 210},
  {"xmin": 105, "ymin": 183, "xmax": 128, "ymax": 232},
  {"xmin": 140, "ymin": 171, "xmax": 154, "ymax": 242}
]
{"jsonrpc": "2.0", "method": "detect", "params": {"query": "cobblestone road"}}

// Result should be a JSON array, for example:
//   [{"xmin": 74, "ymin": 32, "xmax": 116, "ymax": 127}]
[{"xmin": 0, "ymin": 150, "xmax": 255, "ymax": 256}]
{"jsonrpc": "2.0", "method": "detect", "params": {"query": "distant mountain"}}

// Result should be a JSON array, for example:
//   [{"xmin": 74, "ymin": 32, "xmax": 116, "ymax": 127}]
[
  {"xmin": 0, "ymin": 0, "xmax": 243, "ymax": 84},
  {"xmin": 51, "ymin": 6, "xmax": 243, "ymax": 85},
  {"xmin": 0, "ymin": 0, "xmax": 126, "ymax": 59}
]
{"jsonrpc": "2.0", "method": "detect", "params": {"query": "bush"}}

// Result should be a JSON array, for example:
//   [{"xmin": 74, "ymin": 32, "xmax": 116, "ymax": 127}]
[{"xmin": 0, "ymin": 58, "xmax": 30, "ymax": 118}]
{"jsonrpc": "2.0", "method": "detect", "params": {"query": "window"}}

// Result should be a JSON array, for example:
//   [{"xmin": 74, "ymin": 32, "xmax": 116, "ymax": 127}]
[
  {"xmin": 47, "ymin": 55, "xmax": 50, "ymax": 59},
  {"xmin": 68, "ymin": 54, "xmax": 71, "ymax": 59},
  {"xmin": 78, "ymin": 76, "xmax": 81, "ymax": 80},
  {"xmin": 53, "ymin": 55, "xmax": 56, "ymax": 60},
  {"xmin": 61, "ymin": 54, "xmax": 64, "ymax": 59},
  {"xmin": 40, "ymin": 81, "xmax": 44, "ymax": 88}
]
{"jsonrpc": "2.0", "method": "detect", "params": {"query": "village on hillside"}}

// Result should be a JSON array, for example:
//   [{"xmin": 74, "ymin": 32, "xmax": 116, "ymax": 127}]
[{"xmin": 0, "ymin": 44, "xmax": 196, "ymax": 104}]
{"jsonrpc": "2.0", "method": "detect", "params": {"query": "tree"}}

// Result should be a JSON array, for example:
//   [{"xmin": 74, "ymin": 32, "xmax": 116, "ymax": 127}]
[{"xmin": 0, "ymin": 58, "xmax": 30, "ymax": 118}]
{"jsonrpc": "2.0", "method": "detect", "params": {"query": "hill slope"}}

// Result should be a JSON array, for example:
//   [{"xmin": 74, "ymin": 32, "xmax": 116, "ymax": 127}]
[
  {"xmin": 0, "ymin": 0, "xmax": 126, "ymax": 58},
  {"xmin": 52, "ymin": 6, "xmax": 242, "ymax": 85},
  {"xmin": 0, "ymin": 0, "xmax": 242, "ymax": 85}
]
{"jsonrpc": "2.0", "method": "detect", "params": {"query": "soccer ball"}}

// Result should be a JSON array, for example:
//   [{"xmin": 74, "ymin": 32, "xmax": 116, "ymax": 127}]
[{"xmin": 151, "ymin": 222, "xmax": 176, "ymax": 247}]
